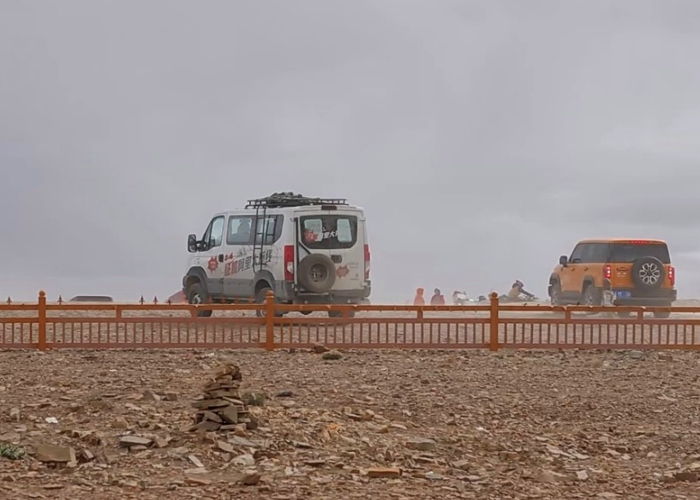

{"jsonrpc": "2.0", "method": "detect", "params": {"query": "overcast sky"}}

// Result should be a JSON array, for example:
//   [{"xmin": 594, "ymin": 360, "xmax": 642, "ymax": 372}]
[{"xmin": 1, "ymin": 0, "xmax": 700, "ymax": 302}]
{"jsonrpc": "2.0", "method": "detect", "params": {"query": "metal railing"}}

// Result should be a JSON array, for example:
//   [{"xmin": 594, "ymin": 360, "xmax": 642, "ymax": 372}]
[{"xmin": 0, "ymin": 291, "xmax": 698, "ymax": 351}]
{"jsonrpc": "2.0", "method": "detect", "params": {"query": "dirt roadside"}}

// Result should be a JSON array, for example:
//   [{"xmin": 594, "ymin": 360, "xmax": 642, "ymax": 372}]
[{"xmin": 1, "ymin": 348, "xmax": 700, "ymax": 499}]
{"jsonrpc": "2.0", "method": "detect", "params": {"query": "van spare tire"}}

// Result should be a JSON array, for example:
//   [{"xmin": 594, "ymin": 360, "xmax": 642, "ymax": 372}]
[
  {"xmin": 631, "ymin": 256, "xmax": 664, "ymax": 290},
  {"xmin": 298, "ymin": 254, "xmax": 336, "ymax": 293}
]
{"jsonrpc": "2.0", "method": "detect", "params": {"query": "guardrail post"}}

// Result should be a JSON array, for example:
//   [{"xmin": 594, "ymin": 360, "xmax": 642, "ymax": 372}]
[
  {"xmin": 265, "ymin": 290, "xmax": 275, "ymax": 351},
  {"xmin": 489, "ymin": 292, "xmax": 499, "ymax": 351},
  {"xmin": 38, "ymin": 290, "xmax": 47, "ymax": 351}
]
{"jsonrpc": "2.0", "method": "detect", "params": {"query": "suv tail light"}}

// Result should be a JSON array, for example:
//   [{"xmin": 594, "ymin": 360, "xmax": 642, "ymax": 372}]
[
  {"xmin": 364, "ymin": 244, "xmax": 370, "ymax": 280},
  {"xmin": 668, "ymin": 265, "xmax": 675, "ymax": 286},
  {"xmin": 603, "ymin": 264, "xmax": 612, "ymax": 280},
  {"xmin": 284, "ymin": 245, "xmax": 294, "ymax": 281}
]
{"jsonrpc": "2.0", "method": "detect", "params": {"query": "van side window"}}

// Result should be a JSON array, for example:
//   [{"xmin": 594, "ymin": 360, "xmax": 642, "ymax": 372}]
[
  {"xmin": 254, "ymin": 215, "xmax": 283, "ymax": 245},
  {"xmin": 227, "ymin": 216, "xmax": 254, "ymax": 245},
  {"xmin": 204, "ymin": 216, "xmax": 225, "ymax": 248}
]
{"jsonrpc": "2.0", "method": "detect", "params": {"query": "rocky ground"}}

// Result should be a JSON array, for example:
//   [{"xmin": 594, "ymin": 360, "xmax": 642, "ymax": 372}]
[{"xmin": 1, "ymin": 348, "xmax": 700, "ymax": 499}]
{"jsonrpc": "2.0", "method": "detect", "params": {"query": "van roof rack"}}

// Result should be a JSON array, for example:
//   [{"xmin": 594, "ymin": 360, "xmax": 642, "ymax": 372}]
[{"xmin": 245, "ymin": 192, "xmax": 348, "ymax": 209}]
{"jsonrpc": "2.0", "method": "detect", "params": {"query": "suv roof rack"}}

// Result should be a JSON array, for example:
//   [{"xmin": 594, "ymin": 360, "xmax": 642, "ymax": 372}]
[{"xmin": 245, "ymin": 192, "xmax": 348, "ymax": 209}]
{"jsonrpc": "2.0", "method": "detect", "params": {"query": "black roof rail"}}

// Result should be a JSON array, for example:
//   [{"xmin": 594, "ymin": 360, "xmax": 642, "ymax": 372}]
[{"xmin": 245, "ymin": 192, "xmax": 348, "ymax": 209}]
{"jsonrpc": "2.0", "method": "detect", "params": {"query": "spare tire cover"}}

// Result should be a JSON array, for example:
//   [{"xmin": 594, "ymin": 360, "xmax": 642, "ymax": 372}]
[
  {"xmin": 631, "ymin": 256, "xmax": 664, "ymax": 290},
  {"xmin": 297, "ymin": 254, "xmax": 336, "ymax": 293}
]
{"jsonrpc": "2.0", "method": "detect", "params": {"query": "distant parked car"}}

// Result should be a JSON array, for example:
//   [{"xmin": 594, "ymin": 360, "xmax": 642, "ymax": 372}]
[{"xmin": 68, "ymin": 295, "xmax": 113, "ymax": 303}]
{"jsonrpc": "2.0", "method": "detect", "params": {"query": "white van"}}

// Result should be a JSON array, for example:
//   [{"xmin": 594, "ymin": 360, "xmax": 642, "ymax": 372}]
[{"xmin": 183, "ymin": 193, "xmax": 371, "ymax": 317}]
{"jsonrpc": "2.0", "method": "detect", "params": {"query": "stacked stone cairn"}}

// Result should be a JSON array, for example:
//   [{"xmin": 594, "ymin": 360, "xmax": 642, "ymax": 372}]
[{"xmin": 190, "ymin": 361, "xmax": 253, "ymax": 432}]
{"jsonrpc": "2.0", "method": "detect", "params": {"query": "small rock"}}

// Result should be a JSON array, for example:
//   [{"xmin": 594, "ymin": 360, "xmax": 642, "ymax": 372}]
[
  {"xmin": 216, "ymin": 441, "xmax": 234, "ymax": 454},
  {"xmin": 576, "ymin": 470, "xmax": 589, "ymax": 481},
  {"xmin": 142, "ymin": 390, "xmax": 161, "ymax": 401},
  {"xmin": 185, "ymin": 476, "xmax": 211, "ymax": 486},
  {"xmin": 312, "ymin": 344, "xmax": 329, "ymax": 354},
  {"xmin": 674, "ymin": 471, "xmax": 698, "ymax": 482},
  {"xmin": 35, "ymin": 445, "xmax": 76, "ymax": 464},
  {"xmin": 628, "ymin": 350, "xmax": 644, "ymax": 359},
  {"xmin": 9, "ymin": 408, "xmax": 20, "ymax": 421},
  {"xmin": 188, "ymin": 455, "xmax": 205, "ymax": 468},
  {"xmin": 658, "ymin": 353, "xmax": 673, "ymax": 361},
  {"xmin": 533, "ymin": 470, "xmax": 568, "ymax": 483},
  {"xmin": 367, "ymin": 467, "xmax": 401, "ymax": 479},
  {"xmin": 112, "ymin": 417, "xmax": 129, "ymax": 429},
  {"xmin": 452, "ymin": 459, "xmax": 470, "ymax": 470},
  {"xmin": 239, "ymin": 470, "xmax": 261, "ymax": 486},
  {"xmin": 232, "ymin": 454, "xmax": 255, "ymax": 467},
  {"xmin": 276, "ymin": 391, "xmax": 294, "ymax": 398},
  {"xmin": 406, "ymin": 438, "xmax": 436, "ymax": 452},
  {"xmin": 162, "ymin": 392, "xmax": 178, "ymax": 401},
  {"xmin": 321, "ymin": 350, "xmax": 343, "ymax": 360}
]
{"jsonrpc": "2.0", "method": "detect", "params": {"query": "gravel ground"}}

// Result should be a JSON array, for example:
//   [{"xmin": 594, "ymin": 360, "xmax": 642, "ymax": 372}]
[{"xmin": 2, "ymin": 348, "xmax": 700, "ymax": 499}]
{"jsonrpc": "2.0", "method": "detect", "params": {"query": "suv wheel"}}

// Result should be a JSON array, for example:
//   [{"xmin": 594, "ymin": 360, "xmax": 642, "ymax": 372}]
[
  {"xmin": 187, "ymin": 282, "xmax": 213, "ymax": 318},
  {"xmin": 549, "ymin": 283, "xmax": 562, "ymax": 306},
  {"xmin": 582, "ymin": 285, "xmax": 601, "ymax": 307}
]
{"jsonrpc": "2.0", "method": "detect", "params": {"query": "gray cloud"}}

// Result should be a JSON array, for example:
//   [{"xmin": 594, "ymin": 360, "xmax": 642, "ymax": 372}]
[{"xmin": 1, "ymin": 0, "xmax": 700, "ymax": 302}]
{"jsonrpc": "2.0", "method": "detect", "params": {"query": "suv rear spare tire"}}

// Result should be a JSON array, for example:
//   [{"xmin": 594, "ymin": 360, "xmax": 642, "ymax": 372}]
[
  {"xmin": 297, "ymin": 254, "xmax": 336, "ymax": 293},
  {"xmin": 631, "ymin": 256, "xmax": 664, "ymax": 290}
]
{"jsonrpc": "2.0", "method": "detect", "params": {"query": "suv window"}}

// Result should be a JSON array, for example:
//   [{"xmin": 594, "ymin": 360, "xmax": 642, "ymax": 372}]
[
  {"xmin": 580, "ymin": 243, "xmax": 610, "ymax": 263},
  {"xmin": 569, "ymin": 244, "xmax": 585, "ymax": 263},
  {"xmin": 254, "ymin": 215, "xmax": 283, "ymax": 245},
  {"xmin": 203, "ymin": 216, "xmax": 225, "ymax": 248},
  {"xmin": 301, "ymin": 215, "xmax": 358, "ymax": 249},
  {"xmin": 226, "ymin": 216, "xmax": 254, "ymax": 245},
  {"xmin": 610, "ymin": 243, "xmax": 671, "ymax": 264}
]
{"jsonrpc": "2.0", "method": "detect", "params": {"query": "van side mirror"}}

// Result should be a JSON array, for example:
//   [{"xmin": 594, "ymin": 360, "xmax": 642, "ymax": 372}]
[
  {"xmin": 559, "ymin": 255, "xmax": 568, "ymax": 266},
  {"xmin": 187, "ymin": 234, "xmax": 198, "ymax": 253}
]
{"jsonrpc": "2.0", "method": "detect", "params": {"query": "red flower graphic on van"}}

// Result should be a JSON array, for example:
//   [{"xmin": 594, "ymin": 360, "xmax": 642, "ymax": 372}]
[
  {"xmin": 207, "ymin": 256, "xmax": 219, "ymax": 271},
  {"xmin": 336, "ymin": 265, "xmax": 349, "ymax": 278}
]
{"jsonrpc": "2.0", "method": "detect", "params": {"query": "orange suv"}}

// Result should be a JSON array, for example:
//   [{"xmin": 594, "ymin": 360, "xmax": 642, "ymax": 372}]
[{"xmin": 548, "ymin": 239, "xmax": 676, "ymax": 318}]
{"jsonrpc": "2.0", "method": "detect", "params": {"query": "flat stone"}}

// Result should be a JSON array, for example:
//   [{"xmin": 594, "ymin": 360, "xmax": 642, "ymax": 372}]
[
  {"xmin": 191, "ymin": 399, "xmax": 227, "ymax": 409},
  {"xmin": 227, "ymin": 436, "xmax": 260, "ymax": 448},
  {"xmin": 35, "ymin": 444, "xmax": 76, "ymax": 463},
  {"xmin": 119, "ymin": 436, "xmax": 152, "ymax": 447},
  {"xmin": 218, "ymin": 405, "xmax": 239, "ymax": 424},
  {"xmin": 192, "ymin": 421, "xmax": 220, "ymax": 432},
  {"xmin": 188, "ymin": 455, "xmax": 205, "ymax": 468},
  {"xmin": 216, "ymin": 441, "xmax": 234, "ymax": 453},
  {"xmin": 198, "ymin": 411, "xmax": 222, "ymax": 423},
  {"xmin": 367, "ymin": 467, "xmax": 401, "ymax": 479},
  {"xmin": 406, "ymin": 438, "xmax": 436, "ymax": 451}
]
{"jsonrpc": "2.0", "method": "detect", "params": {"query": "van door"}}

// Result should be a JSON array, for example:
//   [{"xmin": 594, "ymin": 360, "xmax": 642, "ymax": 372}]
[
  {"xmin": 297, "ymin": 210, "xmax": 365, "ymax": 291},
  {"xmin": 222, "ymin": 214, "xmax": 256, "ymax": 299}
]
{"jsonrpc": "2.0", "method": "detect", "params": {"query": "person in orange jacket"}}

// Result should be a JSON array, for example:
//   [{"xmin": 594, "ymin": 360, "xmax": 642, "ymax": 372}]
[
  {"xmin": 413, "ymin": 287, "xmax": 425, "ymax": 305},
  {"xmin": 430, "ymin": 288, "xmax": 446, "ymax": 305}
]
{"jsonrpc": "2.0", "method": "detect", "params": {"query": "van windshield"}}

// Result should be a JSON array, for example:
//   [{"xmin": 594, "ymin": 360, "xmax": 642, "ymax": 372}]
[
  {"xmin": 610, "ymin": 243, "xmax": 671, "ymax": 264},
  {"xmin": 300, "ymin": 215, "xmax": 357, "ymax": 249}
]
